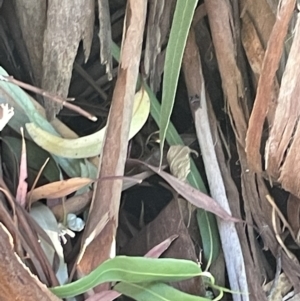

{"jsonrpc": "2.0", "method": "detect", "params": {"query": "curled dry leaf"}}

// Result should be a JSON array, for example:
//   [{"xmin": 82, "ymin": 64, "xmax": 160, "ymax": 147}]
[{"xmin": 167, "ymin": 145, "xmax": 197, "ymax": 181}]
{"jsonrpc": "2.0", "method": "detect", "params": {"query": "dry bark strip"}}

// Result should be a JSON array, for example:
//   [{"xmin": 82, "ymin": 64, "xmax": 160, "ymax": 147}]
[
  {"xmin": 245, "ymin": 0, "xmax": 296, "ymax": 172},
  {"xmin": 182, "ymin": 28, "xmax": 248, "ymax": 301},
  {"xmin": 265, "ymin": 13, "xmax": 300, "ymax": 197},
  {"xmin": 77, "ymin": 0, "xmax": 147, "ymax": 291},
  {"xmin": 0, "ymin": 223, "xmax": 61, "ymax": 301},
  {"xmin": 13, "ymin": 0, "xmax": 46, "ymax": 85},
  {"xmin": 204, "ymin": 0, "xmax": 300, "ymax": 297},
  {"xmin": 42, "ymin": 0, "xmax": 94, "ymax": 120},
  {"xmin": 241, "ymin": 12, "xmax": 278, "ymax": 127}
]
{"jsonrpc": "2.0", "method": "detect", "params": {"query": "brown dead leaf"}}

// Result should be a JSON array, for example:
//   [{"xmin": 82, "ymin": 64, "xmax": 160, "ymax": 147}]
[
  {"xmin": 131, "ymin": 159, "xmax": 240, "ymax": 223},
  {"xmin": 28, "ymin": 178, "xmax": 93, "ymax": 203},
  {"xmin": 239, "ymin": 0, "xmax": 275, "ymax": 48}
]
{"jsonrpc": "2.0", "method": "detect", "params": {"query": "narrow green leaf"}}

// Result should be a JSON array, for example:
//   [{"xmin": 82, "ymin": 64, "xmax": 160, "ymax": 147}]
[
  {"xmin": 115, "ymin": 282, "xmax": 211, "ymax": 301},
  {"xmin": 159, "ymin": 0, "xmax": 198, "ymax": 165},
  {"xmin": 50, "ymin": 256, "xmax": 202, "ymax": 298},
  {"xmin": 197, "ymin": 210, "xmax": 220, "ymax": 267}
]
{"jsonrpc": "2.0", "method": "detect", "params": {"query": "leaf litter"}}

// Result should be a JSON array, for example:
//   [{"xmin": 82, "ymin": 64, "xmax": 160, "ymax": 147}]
[{"xmin": 2, "ymin": 1, "xmax": 300, "ymax": 301}]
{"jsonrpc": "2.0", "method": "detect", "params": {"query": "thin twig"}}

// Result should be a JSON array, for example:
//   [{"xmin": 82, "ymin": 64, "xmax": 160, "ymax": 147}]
[{"xmin": 0, "ymin": 75, "xmax": 97, "ymax": 121}]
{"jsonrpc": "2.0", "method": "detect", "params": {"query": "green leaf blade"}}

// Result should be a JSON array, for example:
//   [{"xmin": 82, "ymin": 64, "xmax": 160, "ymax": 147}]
[
  {"xmin": 159, "ymin": 0, "xmax": 198, "ymax": 165},
  {"xmin": 50, "ymin": 256, "xmax": 202, "ymax": 298}
]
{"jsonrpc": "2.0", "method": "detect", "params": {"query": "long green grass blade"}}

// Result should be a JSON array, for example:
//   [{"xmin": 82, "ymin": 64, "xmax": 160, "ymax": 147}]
[{"xmin": 159, "ymin": 0, "xmax": 198, "ymax": 165}]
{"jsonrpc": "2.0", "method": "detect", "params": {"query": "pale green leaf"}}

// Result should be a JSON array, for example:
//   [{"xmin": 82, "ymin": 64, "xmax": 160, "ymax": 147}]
[
  {"xmin": 50, "ymin": 256, "xmax": 202, "ymax": 298},
  {"xmin": 25, "ymin": 89, "xmax": 150, "ymax": 158}
]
